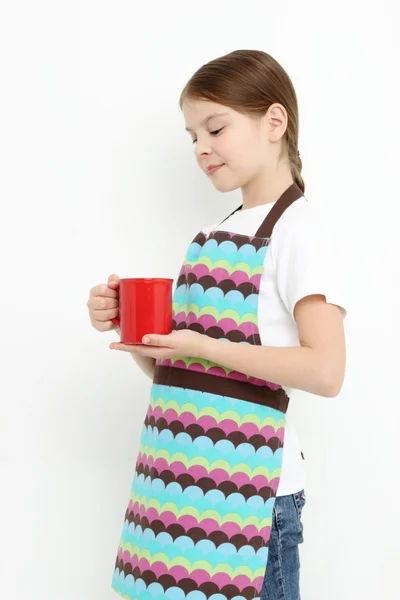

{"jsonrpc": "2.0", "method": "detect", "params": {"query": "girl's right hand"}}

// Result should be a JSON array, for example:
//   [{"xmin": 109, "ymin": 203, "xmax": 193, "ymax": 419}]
[{"xmin": 87, "ymin": 273, "xmax": 121, "ymax": 334}]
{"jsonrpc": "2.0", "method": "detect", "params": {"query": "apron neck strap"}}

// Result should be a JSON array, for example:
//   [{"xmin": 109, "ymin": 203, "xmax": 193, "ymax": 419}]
[
  {"xmin": 215, "ymin": 182, "xmax": 305, "ymax": 237},
  {"xmin": 255, "ymin": 182, "xmax": 305, "ymax": 238}
]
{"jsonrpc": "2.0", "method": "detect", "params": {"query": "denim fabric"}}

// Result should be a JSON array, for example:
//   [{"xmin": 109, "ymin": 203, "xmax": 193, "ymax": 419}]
[{"xmin": 260, "ymin": 489, "xmax": 306, "ymax": 600}]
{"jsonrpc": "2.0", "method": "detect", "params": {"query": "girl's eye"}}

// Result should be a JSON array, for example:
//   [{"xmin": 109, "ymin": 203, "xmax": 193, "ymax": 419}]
[{"xmin": 192, "ymin": 127, "xmax": 224, "ymax": 144}]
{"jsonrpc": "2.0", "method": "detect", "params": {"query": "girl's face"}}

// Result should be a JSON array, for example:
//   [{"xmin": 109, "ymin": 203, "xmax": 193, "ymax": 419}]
[{"xmin": 182, "ymin": 98, "xmax": 280, "ymax": 193}]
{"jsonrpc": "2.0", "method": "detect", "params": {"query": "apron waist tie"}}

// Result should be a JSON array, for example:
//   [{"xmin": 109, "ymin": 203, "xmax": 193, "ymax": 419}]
[{"xmin": 153, "ymin": 365, "xmax": 289, "ymax": 413}]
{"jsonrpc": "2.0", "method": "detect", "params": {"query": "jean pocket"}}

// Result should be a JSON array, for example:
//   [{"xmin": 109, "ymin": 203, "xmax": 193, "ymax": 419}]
[{"xmin": 293, "ymin": 489, "xmax": 306, "ymax": 521}]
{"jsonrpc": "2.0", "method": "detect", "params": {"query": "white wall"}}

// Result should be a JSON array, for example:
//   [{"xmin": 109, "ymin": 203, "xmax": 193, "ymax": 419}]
[{"xmin": 1, "ymin": 1, "xmax": 399, "ymax": 598}]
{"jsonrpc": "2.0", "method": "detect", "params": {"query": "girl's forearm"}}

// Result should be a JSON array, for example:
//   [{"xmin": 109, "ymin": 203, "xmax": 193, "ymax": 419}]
[
  {"xmin": 198, "ymin": 337, "xmax": 342, "ymax": 398},
  {"xmin": 130, "ymin": 352, "xmax": 156, "ymax": 379},
  {"xmin": 114, "ymin": 328, "xmax": 155, "ymax": 380}
]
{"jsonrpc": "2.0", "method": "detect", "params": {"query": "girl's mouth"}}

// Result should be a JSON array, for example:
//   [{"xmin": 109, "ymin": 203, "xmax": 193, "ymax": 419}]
[{"xmin": 208, "ymin": 164, "xmax": 225, "ymax": 175}]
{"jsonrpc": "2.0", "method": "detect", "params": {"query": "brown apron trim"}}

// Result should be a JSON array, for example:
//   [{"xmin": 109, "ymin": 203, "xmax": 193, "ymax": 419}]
[
  {"xmin": 255, "ymin": 182, "xmax": 304, "ymax": 238},
  {"xmin": 153, "ymin": 365, "xmax": 289, "ymax": 414},
  {"xmin": 215, "ymin": 181, "xmax": 304, "ymax": 239}
]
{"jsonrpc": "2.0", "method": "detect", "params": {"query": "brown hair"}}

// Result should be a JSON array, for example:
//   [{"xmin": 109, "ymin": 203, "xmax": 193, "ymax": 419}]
[{"xmin": 179, "ymin": 49, "xmax": 304, "ymax": 194}]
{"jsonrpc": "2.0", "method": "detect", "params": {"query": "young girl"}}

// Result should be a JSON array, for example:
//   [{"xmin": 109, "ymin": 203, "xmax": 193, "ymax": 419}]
[{"xmin": 89, "ymin": 49, "xmax": 347, "ymax": 600}]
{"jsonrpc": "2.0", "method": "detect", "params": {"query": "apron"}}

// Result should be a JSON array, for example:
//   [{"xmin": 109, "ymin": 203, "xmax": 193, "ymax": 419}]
[{"xmin": 112, "ymin": 182, "xmax": 304, "ymax": 600}]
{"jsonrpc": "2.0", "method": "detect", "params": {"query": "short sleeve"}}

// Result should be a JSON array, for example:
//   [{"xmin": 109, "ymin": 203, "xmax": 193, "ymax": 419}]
[{"xmin": 272, "ymin": 204, "xmax": 347, "ymax": 323}]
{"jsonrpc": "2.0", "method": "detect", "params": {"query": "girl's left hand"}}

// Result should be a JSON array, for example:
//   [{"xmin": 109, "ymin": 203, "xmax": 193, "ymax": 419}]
[{"xmin": 109, "ymin": 329, "xmax": 206, "ymax": 360}]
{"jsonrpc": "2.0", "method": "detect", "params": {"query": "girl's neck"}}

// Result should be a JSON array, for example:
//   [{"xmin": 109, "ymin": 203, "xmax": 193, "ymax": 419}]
[{"xmin": 240, "ymin": 170, "xmax": 295, "ymax": 211}]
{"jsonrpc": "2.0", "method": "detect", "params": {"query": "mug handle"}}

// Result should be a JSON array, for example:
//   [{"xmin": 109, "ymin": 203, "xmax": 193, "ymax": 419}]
[{"xmin": 110, "ymin": 280, "xmax": 120, "ymax": 328}]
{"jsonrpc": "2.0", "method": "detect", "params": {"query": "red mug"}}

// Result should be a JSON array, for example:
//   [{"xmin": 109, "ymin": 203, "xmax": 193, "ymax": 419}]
[{"xmin": 111, "ymin": 278, "xmax": 174, "ymax": 344}]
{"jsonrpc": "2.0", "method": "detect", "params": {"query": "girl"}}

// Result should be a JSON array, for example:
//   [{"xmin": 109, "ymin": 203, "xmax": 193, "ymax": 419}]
[{"xmin": 89, "ymin": 49, "xmax": 347, "ymax": 600}]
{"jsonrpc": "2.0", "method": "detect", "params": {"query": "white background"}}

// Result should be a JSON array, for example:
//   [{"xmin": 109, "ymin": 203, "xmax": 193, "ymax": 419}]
[{"xmin": 1, "ymin": 1, "xmax": 399, "ymax": 598}]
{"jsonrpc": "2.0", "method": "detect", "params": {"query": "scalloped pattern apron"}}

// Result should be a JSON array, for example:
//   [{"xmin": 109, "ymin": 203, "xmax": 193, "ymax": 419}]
[{"xmin": 111, "ymin": 182, "xmax": 304, "ymax": 600}]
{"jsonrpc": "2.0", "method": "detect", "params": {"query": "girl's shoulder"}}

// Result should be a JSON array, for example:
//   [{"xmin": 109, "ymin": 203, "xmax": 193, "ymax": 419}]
[
  {"xmin": 276, "ymin": 195, "xmax": 320, "ymax": 228},
  {"xmin": 273, "ymin": 196, "xmax": 333, "ymax": 242}
]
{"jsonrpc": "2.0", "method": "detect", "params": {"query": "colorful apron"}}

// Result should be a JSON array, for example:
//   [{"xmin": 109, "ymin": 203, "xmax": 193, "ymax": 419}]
[{"xmin": 112, "ymin": 182, "xmax": 304, "ymax": 600}]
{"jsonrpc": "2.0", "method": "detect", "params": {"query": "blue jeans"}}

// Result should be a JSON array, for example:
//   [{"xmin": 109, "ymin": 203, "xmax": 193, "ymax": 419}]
[{"xmin": 261, "ymin": 489, "xmax": 306, "ymax": 600}]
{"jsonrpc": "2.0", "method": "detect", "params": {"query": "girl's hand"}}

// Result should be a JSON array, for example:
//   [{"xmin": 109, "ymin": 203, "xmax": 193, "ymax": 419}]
[
  {"xmin": 87, "ymin": 274, "xmax": 120, "ymax": 333},
  {"xmin": 109, "ymin": 329, "xmax": 206, "ymax": 360}
]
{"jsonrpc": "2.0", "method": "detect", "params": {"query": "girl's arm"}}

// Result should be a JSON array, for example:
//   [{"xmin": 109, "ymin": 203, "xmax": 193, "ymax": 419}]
[
  {"xmin": 111, "ymin": 296, "xmax": 346, "ymax": 395},
  {"xmin": 197, "ymin": 294, "xmax": 346, "ymax": 397}
]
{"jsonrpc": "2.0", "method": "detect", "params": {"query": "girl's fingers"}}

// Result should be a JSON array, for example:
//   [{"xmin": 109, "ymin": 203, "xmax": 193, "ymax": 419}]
[
  {"xmin": 110, "ymin": 343, "xmax": 157, "ymax": 354},
  {"xmin": 110, "ymin": 343, "xmax": 141, "ymax": 351},
  {"xmin": 109, "ymin": 343, "xmax": 173, "ymax": 360}
]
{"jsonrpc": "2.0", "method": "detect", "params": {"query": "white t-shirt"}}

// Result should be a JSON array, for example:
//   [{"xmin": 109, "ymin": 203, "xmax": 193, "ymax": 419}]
[{"xmin": 200, "ymin": 195, "xmax": 347, "ymax": 496}]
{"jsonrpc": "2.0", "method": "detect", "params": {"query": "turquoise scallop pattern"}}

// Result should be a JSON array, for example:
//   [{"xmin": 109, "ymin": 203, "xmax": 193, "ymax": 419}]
[
  {"xmin": 150, "ymin": 384, "xmax": 282, "ymax": 422},
  {"xmin": 112, "ymin": 383, "xmax": 286, "ymax": 600},
  {"xmin": 157, "ymin": 230, "xmax": 271, "ymax": 379},
  {"xmin": 174, "ymin": 285, "xmax": 260, "ymax": 318},
  {"xmin": 112, "ymin": 574, "xmax": 265, "ymax": 600},
  {"xmin": 137, "ymin": 426, "xmax": 283, "ymax": 476},
  {"xmin": 186, "ymin": 237, "xmax": 267, "ymax": 270},
  {"xmin": 129, "ymin": 470, "xmax": 280, "ymax": 521},
  {"xmin": 117, "ymin": 520, "xmax": 270, "ymax": 568}
]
